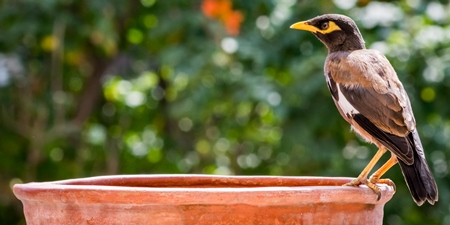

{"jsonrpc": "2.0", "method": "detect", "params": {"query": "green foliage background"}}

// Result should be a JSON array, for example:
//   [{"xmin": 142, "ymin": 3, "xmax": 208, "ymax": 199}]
[{"xmin": 1, "ymin": 0, "xmax": 449, "ymax": 224}]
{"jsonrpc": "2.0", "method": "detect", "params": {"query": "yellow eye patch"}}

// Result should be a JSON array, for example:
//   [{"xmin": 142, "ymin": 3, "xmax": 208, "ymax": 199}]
[{"xmin": 290, "ymin": 21, "xmax": 341, "ymax": 34}]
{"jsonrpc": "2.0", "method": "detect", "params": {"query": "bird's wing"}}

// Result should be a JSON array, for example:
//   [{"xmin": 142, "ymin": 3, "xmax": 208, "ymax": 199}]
[{"xmin": 326, "ymin": 49, "xmax": 416, "ymax": 164}]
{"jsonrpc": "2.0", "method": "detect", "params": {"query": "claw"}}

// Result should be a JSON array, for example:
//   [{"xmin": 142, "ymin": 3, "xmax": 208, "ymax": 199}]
[
  {"xmin": 344, "ymin": 178, "xmax": 381, "ymax": 201},
  {"xmin": 366, "ymin": 182, "xmax": 382, "ymax": 201},
  {"xmin": 370, "ymin": 178, "xmax": 396, "ymax": 193},
  {"xmin": 343, "ymin": 178, "xmax": 365, "ymax": 187}
]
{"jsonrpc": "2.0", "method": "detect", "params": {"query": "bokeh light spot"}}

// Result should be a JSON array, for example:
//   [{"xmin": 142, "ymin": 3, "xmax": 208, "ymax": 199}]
[
  {"xmin": 421, "ymin": 87, "xmax": 435, "ymax": 102},
  {"xmin": 127, "ymin": 28, "xmax": 144, "ymax": 44},
  {"xmin": 221, "ymin": 37, "xmax": 239, "ymax": 54},
  {"xmin": 196, "ymin": 139, "xmax": 211, "ymax": 155},
  {"xmin": 178, "ymin": 117, "xmax": 193, "ymax": 132},
  {"xmin": 143, "ymin": 14, "xmax": 158, "ymax": 28},
  {"xmin": 125, "ymin": 91, "xmax": 146, "ymax": 107},
  {"xmin": 256, "ymin": 16, "xmax": 270, "ymax": 30}
]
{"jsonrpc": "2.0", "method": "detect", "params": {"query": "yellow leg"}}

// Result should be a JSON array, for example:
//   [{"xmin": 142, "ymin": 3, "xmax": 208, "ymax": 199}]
[
  {"xmin": 344, "ymin": 147, "xmax": 387, "ymax": 200},
  {"xmin": 369, "ymin": 154, "xmax": 398, "ymax": 191}
]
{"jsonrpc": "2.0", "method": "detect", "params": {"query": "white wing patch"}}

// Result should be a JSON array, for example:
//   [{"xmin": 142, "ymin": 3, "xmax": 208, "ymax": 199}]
[{"xmin": 336, "ymin": 84, "xmax": 359, "ymax": 118}]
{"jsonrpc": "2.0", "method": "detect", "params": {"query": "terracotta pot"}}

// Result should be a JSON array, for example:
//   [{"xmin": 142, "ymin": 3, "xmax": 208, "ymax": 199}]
[{"xmin": 13, "ymin": 175, "xmax": 394, "ymax": 225}]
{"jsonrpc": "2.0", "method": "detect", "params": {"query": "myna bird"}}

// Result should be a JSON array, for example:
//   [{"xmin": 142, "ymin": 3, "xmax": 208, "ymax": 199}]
[{"xmin": 290, "ymin": 14, "xmax": 438, "ymax": 206}]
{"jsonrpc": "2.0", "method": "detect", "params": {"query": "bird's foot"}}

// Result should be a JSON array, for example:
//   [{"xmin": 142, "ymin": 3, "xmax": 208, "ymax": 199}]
[
  {"xmin": 344, "ymin": 178, "xmax": 382, "ymax": 201},
  {"xmin": 369, "ymin": 177, "xmax": 396, "ymax": 193}
]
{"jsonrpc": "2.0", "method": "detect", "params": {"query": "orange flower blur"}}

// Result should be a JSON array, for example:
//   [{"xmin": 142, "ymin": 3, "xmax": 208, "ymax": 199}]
[{"xmin": 201, "ymin": 0, "xmax": 244, "ymax": 36}]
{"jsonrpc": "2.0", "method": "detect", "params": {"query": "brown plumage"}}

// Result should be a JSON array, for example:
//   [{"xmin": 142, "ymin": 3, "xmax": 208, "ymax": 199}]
[{"xmin": 291, "ymin": 14, "xmax": 438, "ymax": 206}]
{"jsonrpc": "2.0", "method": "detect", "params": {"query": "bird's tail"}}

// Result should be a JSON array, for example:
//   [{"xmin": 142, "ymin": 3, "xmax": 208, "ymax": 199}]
[{"xmin": 398, "ymin": 131, "xmax": 438, "ymax": 206}]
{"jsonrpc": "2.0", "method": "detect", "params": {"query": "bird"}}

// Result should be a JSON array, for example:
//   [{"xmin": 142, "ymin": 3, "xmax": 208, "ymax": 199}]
[{"xmin": 290, "ymin": 14, "xmax": 438, "ymax": 206}]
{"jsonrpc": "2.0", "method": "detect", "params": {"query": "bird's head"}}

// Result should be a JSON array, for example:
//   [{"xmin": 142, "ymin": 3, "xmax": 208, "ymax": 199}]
[{"xmin": 290, "ymin": 14, "xmax": 366, "ymax": 52}]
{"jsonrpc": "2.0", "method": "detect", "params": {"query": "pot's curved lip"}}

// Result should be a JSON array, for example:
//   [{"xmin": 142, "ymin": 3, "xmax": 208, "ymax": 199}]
[{"xmin": 13, "ymin": 175, "xmax": 395, "ymax": 205}]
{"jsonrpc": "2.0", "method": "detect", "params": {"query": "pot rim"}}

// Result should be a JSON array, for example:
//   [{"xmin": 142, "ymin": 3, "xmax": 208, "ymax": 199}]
[{"xmin": 13, "ymin": 175, "xmax": 395, "ymax": 205}]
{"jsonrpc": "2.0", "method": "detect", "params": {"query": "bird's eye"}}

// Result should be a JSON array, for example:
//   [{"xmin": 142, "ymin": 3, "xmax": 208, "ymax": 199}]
[{"xmin": 320, "ymin": 22, "xmax": 329, "ymax": 30}]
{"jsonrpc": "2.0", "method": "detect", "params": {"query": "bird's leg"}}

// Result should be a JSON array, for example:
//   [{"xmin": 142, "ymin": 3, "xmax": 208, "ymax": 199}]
[
  {"xmin": 344, "ymin": 147, "xmax": 387, "ymax": 200},
  {"xmin": 368, "ymin": 154, "xmax": 398, "ymax": 191}
]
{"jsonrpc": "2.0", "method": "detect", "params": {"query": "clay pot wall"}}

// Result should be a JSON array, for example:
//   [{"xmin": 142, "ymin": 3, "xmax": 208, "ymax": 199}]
[{"xmin": 13, "ymin": 175, "xmax": 394, "ymax": 225}]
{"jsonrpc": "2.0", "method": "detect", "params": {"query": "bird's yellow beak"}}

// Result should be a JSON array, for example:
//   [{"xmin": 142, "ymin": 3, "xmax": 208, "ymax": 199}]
[
  {"xmin": 290, "ymin": 21, "xmax": 320, "ymax": 33},
  {"xmin": 290, "ymin": 21, "xmax": 341, "ymax": 34}
]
